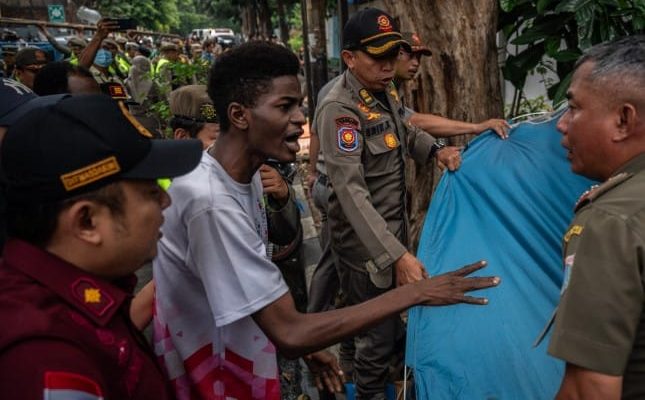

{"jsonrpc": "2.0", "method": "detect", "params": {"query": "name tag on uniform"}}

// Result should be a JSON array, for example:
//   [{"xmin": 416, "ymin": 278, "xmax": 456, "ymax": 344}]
[{"xmin": 364, "ymin": 120, "xmax": 391, "ymax": 137}]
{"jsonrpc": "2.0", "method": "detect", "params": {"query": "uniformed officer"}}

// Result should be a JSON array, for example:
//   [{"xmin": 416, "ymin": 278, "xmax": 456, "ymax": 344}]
[
  {"xmin": 0, "ymin": 94, "xmax": 202, "ymax": 399},
  {"xmin": 155, "ymin": 42, "xmax": 184, "ymax": 91},
  {"xmin": 395, "ymin": 32, "xmax": 510, "ymax": 140},
  {"xmin": 544, "ymin": 35, "xmax": 645, "ymax": 399},
  {"xmin": 316, "ymin": 8, "xmax": 460, "ymax": 399}
]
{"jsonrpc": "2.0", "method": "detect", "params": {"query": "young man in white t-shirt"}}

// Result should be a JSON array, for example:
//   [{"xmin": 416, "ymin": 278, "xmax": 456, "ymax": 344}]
[{"xmin": 153, "ymin": 41, "xmax": 500, "ymax": 400}]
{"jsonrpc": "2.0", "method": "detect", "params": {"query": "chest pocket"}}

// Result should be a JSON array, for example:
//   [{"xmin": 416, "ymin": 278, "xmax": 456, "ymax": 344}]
[{"xmin": 364, "ymin": 130, "xmax": 401, "ymax": 178}]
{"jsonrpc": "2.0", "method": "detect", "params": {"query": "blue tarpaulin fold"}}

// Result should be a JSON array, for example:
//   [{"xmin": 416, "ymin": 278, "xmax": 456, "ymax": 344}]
[{"xmin": 406, "ymin": 112, "xmax": 596, "ymax": 399}]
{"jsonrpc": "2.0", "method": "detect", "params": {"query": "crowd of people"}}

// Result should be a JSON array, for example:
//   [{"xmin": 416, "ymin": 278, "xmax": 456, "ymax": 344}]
[{"xmin": 0, "ymin": 6, "xmax": 643, "ymax": 400}]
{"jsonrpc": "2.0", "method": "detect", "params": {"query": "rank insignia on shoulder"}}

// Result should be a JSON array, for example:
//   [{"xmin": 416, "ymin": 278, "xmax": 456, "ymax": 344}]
[
  {"xmin": 357, "ymin": 103, "xmax": 380, "ymax": 120},
  {"xmin": 389, "ymin": 87, "xmax": 400, "ymax": 103},
  {"xmin": 564, "ymin": 225, "xmax": 583, "ymax": 243},
  {"xmin": 338, "ymin": 126, "xmax": 359, "ymax": 152},
  {"xmin": 359, "ymin": 89, "xmax": 375, "ymax": 106},
  {"xmin": 71, "ymin": 278, "xmax": 115, "ymax": 317},
  {"xmin": 384, "ymin": 132, "xmax": 398, "ymax": 149},
  {"xmin": 84, "ymin": 288, "xmax": 102, "ymax": 303},
  {"xmin": 44, "ymin": 371, "xmax": 103, "ymax": 400}
]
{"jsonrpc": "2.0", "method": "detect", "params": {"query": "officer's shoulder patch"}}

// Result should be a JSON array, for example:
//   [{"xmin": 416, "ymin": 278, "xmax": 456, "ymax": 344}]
[
  {"xmin": 335, "ymin": 115, "xmax": 359, "ymax": 129},
  {"xmin": 70, "ymin": 278, "xmax": 115, "ymax": 317},
  {"xmin": 44, "ymin": 371, "xmax": 103, "ymax": 400},
  {"xmin": 337, "ymin": 126, "xmax": 359, "ymax": 152}
]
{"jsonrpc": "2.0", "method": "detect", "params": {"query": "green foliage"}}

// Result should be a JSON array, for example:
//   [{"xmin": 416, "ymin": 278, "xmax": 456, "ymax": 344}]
[
  {"xmin": 499, "ymin": 0, "xmax": 644, "ymax": 106},
  {"xmin": 286, "ymin": 1, "xmax": 304, "ymax": 51},
  {"xmin": 95, "ymin": 0, "xmax": 180, "ymax": 31},
  {"xmin": 504, "ymin": 95, "xmax": 553, "ymax": 120},
  {"xmin": 149, "ymin": 60, "xmax": 211, "ymax": 137}
]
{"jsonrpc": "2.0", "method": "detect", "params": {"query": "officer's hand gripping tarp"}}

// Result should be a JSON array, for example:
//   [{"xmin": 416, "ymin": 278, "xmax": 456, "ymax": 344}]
[{"xmin": 406, "ymin": 112, "xmax": 596, "ymax": 399}]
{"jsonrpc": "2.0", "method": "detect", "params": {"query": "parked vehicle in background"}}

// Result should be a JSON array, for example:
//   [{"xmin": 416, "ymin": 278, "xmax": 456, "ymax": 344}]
[
  {"xmin": 0, "ymin": 25, "xmax": 65, "ymax": 61},
  {"xmin": 191, "ymin": 28, "xmax": 235, "ymax": 42}
]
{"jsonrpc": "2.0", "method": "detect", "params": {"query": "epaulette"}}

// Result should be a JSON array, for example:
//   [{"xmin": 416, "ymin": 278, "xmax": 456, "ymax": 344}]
[{"xmin": 574, "ymin": 172, "xmax": 632, "ymax": 211}]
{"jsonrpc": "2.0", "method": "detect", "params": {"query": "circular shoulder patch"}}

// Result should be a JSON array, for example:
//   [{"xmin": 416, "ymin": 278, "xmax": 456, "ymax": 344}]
[{"xmin": 338, "ymin": 127, "xmax": 359, "ymax": 152}]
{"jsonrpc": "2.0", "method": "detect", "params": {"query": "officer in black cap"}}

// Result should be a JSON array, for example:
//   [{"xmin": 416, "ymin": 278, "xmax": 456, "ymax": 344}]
[
  {"xmin": 0, "ymin": 94, "xmax": 202, "ymax": 399},
  {"xmin": 314, "ymin": 8, "xmax": 458, "ymax": 399}
]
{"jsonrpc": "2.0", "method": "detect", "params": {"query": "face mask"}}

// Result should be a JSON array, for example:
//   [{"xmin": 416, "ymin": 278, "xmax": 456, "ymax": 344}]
[{"xmin": 94, "ymin": 49, "xmax": 113, "ymax": 68}]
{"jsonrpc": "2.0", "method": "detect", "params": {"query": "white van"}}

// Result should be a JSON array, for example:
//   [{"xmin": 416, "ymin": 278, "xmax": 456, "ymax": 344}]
[{"xmin": 191, "ymin": 28, "xmax": 235, "ymax": 41}]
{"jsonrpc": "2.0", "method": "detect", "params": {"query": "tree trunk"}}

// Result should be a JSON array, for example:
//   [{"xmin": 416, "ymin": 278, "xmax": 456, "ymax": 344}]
[
  {"xmin": 383, "ymin": 0, "xmax": 504, "ymax": 251},
  {"xmin": 258, "ymin": 0, "xmax": 272, "ymax": 39},
  {"xmin": 276, "ymin": 0, "xmax": 290, "ymax": 45}
]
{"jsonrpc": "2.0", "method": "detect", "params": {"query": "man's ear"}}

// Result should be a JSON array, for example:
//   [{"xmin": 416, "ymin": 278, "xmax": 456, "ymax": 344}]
[
  {"xmin": 228, "ymin": 102, "xmax": 249, "ymax": 130},
  {"xmin": 174, "ymin": 128, "xmax": 189, "ymax": 140},
  {"xmin": 613, "ymin": 102, "xmax": 638, "ymax": 142},
  {"xmin": 60, "ymin": 200, "xmax": 104, "ymax": 246},
  {"xmin": 341, "ymin": 50, "xmax": 355, "ymax": 70}
]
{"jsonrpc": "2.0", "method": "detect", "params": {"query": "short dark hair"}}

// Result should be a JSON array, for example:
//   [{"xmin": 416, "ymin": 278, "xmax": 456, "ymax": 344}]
[
  {"xmin": 575, "ymin": 35, "xmax": 645, "ymax": 108},
  {"xmin": 6, "ymin": 182, "xmax": 125, "ymax": 247},
  {"xmin": 207, "ymin": 41, "xmax": 300, "ymax": 131},
  {"xmin": 169, "ymin": 116, "xmax": 205, "ymax": 138},
  {"xmin": 33, "ymin": 61, "xmax": 93, "ymax": 95}
]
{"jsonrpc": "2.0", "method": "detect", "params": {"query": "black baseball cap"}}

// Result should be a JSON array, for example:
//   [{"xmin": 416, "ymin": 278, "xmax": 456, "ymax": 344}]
[
  {"xmin": 2, "ymin": 94, "xmax": 202, "ymax": 204},
  {"xmin": 15, "ymin": 47, "xmax": 48, "ymax": 68},
  {"xmin": 0, "ymin": 78, "xmax": 67, "ymax": 127},
  {"xmin": 343, "ymin": 8, "xmax": 404, "ymax": 58}
]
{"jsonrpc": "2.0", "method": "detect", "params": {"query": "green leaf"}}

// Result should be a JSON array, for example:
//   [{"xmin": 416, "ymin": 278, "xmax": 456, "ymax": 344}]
[
  {"xmin": 545, "ymin": 36, "xmax": 561, "ymax": 56},
  {"xmin": 511, "ymin": 14, "xmax": 572, "ymax": 44},
  {"xmin": 537, "ymin": 0, "xmax": 554, "ymax": 14},
  {"xmin": 500, "ymin": 0, "xmax": 517, "ymax": 12},
  {"xmin": 552, "ymin": 49, "xmax": 582, "ymax": 61},
  {"xmin": 635, "ymin": 15, "xmax": 645, "ymax": 31},
  {"xmin": 508, "ymin": 43, "xmax": 546, "ymax": 72},
  {"xmin": 554, "ymin": 0, "xmax": 578, "ymax": 13},
  {"xmin": 548, "ymin": 71, "xmax": 573, "ymax": 104},
  {"xmin": 502, "ymin": 62, "xmax": 527, "ymax": 89}
]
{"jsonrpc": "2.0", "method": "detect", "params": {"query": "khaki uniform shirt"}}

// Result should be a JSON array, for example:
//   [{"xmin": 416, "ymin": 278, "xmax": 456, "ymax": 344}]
[
  {"xmin": 548, "ymin": 153, "xmax": 645, "ymax": 399},
  {"xmin": 317, "ymin": 70, "xmax": 435, "ymax": 287}
]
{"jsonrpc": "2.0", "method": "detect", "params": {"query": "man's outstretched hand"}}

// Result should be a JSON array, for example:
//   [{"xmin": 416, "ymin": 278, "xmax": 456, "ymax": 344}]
[{"xmin": 414, "ymin": 260, "xmax": 500, "ymax": 306}]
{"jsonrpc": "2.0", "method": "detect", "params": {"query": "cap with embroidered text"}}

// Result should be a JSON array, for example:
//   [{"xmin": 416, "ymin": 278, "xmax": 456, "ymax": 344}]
[{"xmin": 2, "ymin": 94, "xmax": 202, "ymax": 204}]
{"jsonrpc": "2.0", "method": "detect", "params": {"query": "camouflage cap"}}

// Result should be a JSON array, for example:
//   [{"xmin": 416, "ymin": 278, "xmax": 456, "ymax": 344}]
[{"xmin": 169, "ymin": 85, "xmax": 218, "ymax": 123}]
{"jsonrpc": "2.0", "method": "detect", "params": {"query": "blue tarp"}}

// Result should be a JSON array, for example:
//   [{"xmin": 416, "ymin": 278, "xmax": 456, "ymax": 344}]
[{"xmin": 406, "ymin": 112, "xmax": 596, "ymax": 399}]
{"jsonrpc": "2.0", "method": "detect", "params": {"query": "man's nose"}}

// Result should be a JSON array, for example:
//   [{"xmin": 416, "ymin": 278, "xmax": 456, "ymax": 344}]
[{"xmin": 556, "ymin": 110, "xmax": 570, "ymax": 134}]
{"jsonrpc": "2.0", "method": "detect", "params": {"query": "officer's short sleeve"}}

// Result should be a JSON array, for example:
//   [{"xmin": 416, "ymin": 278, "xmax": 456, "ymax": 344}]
[
  {"xmin": 0, "ymin": 339, "xmax": 106, "ymax": 399},
  {"xmin": 406, "ymin": 122, "xmax": 435, "ymax": 164},
  {"xmin": 402, "ymin": 106, "xmax": 415, "ymax": 123},
  {"xmin": 548, "ymin": 209, "xmax": 645, "ymax": 375}
]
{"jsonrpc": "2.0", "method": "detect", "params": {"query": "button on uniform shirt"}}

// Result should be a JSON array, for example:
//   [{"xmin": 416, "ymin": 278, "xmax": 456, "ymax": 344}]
[{"xmin": 0, "ymin": 239, "xmax": 174, "ymax": 400}]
